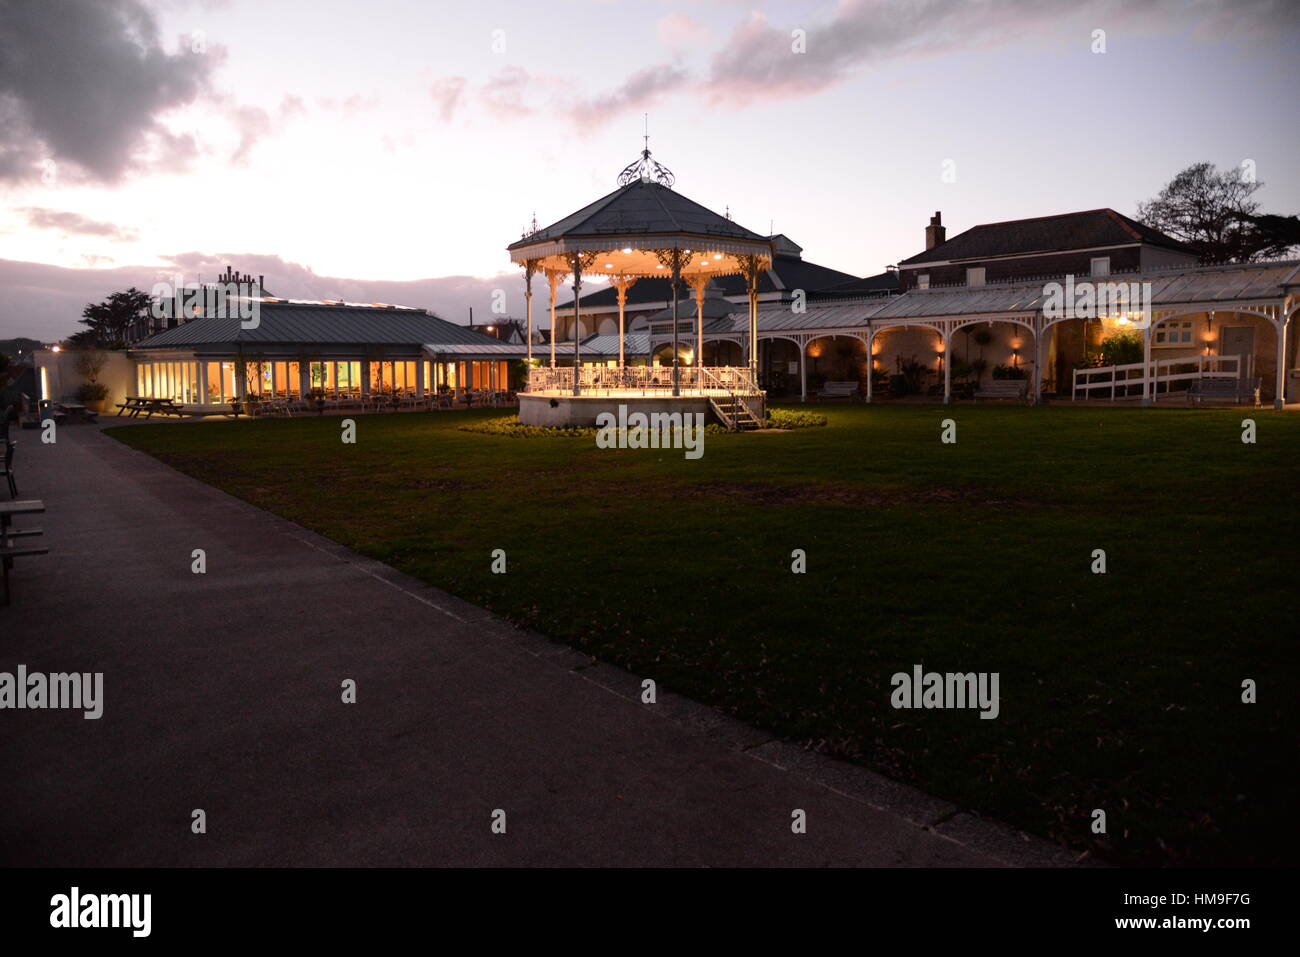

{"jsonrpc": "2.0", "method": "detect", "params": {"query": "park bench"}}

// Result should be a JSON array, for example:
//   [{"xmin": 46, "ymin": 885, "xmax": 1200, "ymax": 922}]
[
  {"xmin": 1, "ymin": 499, "xmax": 46, "ymax": 606},
  {"xmin": 1186, "ymin": 376, "xmax": 1261, "ymax": 408},
  {"xmin": 817, "ymin": 380, "xmax": 859, "ymax": 400},
  {"xmin": 974, "ymin": 380, "xmax": 1029, "ymax": 403}
]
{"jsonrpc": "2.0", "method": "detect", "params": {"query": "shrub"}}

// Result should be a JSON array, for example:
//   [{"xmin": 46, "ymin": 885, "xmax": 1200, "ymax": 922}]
[
  {"xmin": 458, "ymin": 415, "xmax": 729, "ymax": 439},
  {"xmin": 76, "ymin": 382, "xmax": 109, "ymax": 402},
  {"xmin": 460, "ymin": 416, "xmax": 596, "ymax": 438},
  {"xmin": 766, "ymin": 408, "xmax": 827, "ymax": 429},
  {"xmin": 1099, "ymin": 330, "xmax": 1144, "ymax": 366}
]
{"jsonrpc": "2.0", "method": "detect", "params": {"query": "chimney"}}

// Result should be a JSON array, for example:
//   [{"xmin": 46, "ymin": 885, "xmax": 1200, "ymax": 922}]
[{"xmin": 925, "ymin": 211, "xmax": 945, "ymax": 251}]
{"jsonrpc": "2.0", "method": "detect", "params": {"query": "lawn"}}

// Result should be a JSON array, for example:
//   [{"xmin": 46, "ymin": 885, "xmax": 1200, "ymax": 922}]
[{"xmin": 108, "ymin": 404, "xmax": 1300, "ymax": 865}]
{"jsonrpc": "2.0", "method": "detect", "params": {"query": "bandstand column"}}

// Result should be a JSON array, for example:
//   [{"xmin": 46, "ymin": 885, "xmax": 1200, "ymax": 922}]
[
  {"xmin": 691, "ymin": 277, "xmax": 707, "ymax": 369},
  {"xmin": 546, "ymin": 270, "xmax": 564, "ymax": 368},
  {"xmin": 571, "ymin": 258, "xmax": 584, "ymax": 397},
  {"xmin": 671, "ymin": 258, "xmax": 681, "ymax": 396},
  {"xmin": 618, "ymin": 284, "xmax": 628, "ymax": 367},
  {"xmin": 611, "ymin": 275, "xmax": 636, "ymax": 369},
  {"xmin": 523, "ymin": 259, "xmax": 536, "ymax": 367}
]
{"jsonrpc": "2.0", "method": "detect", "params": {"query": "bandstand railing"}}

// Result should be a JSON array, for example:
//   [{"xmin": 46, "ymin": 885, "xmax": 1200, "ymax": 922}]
[{"xmin": 527, "ymin": 365, "xmax": 759, "ymax": 396}]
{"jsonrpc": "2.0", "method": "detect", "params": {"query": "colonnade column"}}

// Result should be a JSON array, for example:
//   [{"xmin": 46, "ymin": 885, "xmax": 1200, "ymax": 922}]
[
  {"xmin": 1276, "ymin": 302, "xmax": 1290, "ymax": 409},
  {"xmin": 942, "ymin": 328, "xmax": 952, "ymax": 404},
  {"xmin": 865, "ymin": 328, "xmax": 874, "ymax": 403},
  {"xmin": 1141, "ymin": 323, "xmax": 1154, "ymax": 407},
  {"xmin": 800, "ymin": 338, "xmax": 808, "ymax": 403},
  {"xmin": 1033, "ymin": 321, "xmax": 1045, "ymax": 405}
]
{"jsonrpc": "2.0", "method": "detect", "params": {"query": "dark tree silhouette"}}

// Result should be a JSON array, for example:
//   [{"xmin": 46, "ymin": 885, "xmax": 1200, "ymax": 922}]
[
  {"xmin": 78, "ymin": 287, "xmax": 152, "ymax": 347},
  {"xmin": 1137, "ymin": 162, "xmax": 1297, "ymax": 264}
]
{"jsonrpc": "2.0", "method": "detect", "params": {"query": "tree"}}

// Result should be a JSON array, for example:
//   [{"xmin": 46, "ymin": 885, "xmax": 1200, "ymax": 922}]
[
  {"xmin": 73, "ymin": 348, "xmax": 108, "ymax": 385},
  {"xmin": 78, "ymin": 287, "xmax": 152, "ymax": 347},
  {"xmin": 1242, "ymin": 213, "xmax": 1300, "ymax": 261},
  {"xmin": 1135, "ymin": 162, "xmax": 1296, "ymax": 264}
]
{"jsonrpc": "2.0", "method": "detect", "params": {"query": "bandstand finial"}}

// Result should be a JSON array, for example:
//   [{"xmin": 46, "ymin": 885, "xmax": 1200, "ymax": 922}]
[{"xmin": 618, "ymin": 116, "xmax": 675, "ymax": 188}]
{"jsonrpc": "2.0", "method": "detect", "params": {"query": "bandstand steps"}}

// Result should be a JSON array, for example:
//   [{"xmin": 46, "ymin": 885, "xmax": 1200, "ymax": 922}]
[{"xmin": 710, "ymin": 396, "xmax": 762, "ymax": 431}]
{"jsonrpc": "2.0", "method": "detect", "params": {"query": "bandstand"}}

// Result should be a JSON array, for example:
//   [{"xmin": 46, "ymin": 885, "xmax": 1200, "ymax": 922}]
[{"xmin": 507, "ymin": 146, "xmax": 771, "ymax": 429}]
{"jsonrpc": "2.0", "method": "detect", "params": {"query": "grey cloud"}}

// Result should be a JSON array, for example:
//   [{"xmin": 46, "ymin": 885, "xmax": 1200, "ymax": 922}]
[
  {"xmin": 567, "ymin": 63, "xmax": 689, "ymax": 129},
  {"xmin": 0, "ymin": 252, "xmax": 521, "ymax": 343},
  {"xmin": 21, "ymin": 207, "xmax": 140, "ymax": 241},
  {"xmin": 0, "ymin": 0, "xmax": 219, "ymax": 182}
]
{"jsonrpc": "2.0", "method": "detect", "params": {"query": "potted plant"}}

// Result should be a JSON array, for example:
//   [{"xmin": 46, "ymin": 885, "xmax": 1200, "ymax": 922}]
[
  {"xmin": 73, "ymin": 348, "xmax": 109, "ymax": 412},
  {"xmin": 76, "ymin": 382, "xmax": 109, "ymax": 411}
]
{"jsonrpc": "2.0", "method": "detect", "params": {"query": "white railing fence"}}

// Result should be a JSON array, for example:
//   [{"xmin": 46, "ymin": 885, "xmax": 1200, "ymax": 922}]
[
  {"xmin": 527, "ymin": 365, "xmax": 759, "ymax": 396},
  {"xmin": 1072, "ymin": 354, "xmax": 1247, "ymax": 401}
]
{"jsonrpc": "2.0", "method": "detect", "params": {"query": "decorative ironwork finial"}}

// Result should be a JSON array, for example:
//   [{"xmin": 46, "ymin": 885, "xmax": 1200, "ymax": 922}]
[{"xmin": 617, "ymin": 117, "xmax": 674, "ymax": 188}]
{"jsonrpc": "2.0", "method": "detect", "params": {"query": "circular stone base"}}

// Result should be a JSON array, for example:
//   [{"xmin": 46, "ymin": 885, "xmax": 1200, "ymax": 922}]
[{"xmin": 519, "ymin": 393, "xmax": 717, "ymax": 428}]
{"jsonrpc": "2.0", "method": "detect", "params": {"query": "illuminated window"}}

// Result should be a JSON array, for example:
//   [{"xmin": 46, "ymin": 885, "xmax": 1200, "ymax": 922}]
[
  {"xmin": 1154, "ymin": 320, "xmax": 1194, "ymax": 346},
  {"xmin": 205, "ymin": 362, "xmax": 221, "ymax": 402}
]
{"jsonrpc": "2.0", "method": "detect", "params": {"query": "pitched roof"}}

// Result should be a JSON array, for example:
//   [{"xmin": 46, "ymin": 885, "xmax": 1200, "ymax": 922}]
[
  {"xmin": 131, "ymin": 300, "xmax": 505, "ymax": 350},
  {"xmin": 560, "ymin": 254, "xmax": 858, "ymax": 309},
  {"xmin": 508, "ymin": 180, "xmax": 769, "ymax": 250},
  {"xmin": 811, "ymin": 270, "xmax": 901, "ymax": 298},
  {"xmin": 571, "ymin": 333, "xmax": 652, "ymax": 357},
  {"xmin": 645, "ymin": 296, "xmax": 738, "ymax": 322},
  {"xmin": 871, "ymin": 258, "xmax": 1300, "ymax": 319},
  {"xmin": 897, "ymin": 209, "xmax": 1198, "ymax": 266}
]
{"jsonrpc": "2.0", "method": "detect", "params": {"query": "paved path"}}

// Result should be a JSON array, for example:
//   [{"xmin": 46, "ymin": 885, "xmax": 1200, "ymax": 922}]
[{"xmin": 0, "ymin": 422, "xmax": 1072, "ymax": 866}]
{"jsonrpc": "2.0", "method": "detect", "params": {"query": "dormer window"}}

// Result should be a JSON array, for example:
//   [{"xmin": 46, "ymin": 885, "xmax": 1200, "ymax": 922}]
[
  {"xmin": 1091, "ymin": 256, "xmax": 1111, "ymax": 277},
  {"xmin": 918, "ymin": 274, "xmax": 930, "ymax": 290},
  {"xmin": 966, "ymin": 267, "xmax": 985, "ymax": 287}
]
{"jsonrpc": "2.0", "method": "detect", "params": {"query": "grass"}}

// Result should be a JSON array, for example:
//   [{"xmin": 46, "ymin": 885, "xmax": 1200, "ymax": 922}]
[{"xmin": 107, "ymin": 403, "xmax": 1300, "ymax": 865}]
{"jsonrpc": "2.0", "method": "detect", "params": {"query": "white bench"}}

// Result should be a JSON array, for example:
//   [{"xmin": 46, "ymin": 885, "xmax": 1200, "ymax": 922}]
[
  {"xmin": 817, "ymin": 380, "xmax": 859, "ymax": 400},
  {"xmin": 973, "ymin": 379, "xmax": 1029, "ymax": 402},
  {"xmin": 1187, "ymin": 377, "xmax": 1261, "ymax": 408}
]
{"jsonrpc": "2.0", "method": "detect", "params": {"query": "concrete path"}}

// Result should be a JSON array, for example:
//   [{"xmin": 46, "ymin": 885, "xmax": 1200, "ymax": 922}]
[{"xmin": 0, "ymin": 422, "xmax": 1073, "ymax": 866}]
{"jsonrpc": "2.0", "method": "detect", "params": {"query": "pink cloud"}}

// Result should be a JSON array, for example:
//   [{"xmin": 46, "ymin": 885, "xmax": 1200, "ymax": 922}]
[
  {"xmin": 430, "ymin": 76, "xmax": 467, "ymax": 123},
  {"xmin": 657, "ymin": 12, "xmax": 710, "ymax": 49}
]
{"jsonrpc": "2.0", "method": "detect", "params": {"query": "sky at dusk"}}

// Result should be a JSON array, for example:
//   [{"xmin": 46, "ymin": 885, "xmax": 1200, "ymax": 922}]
[{"xmin": 1, "ymin": 0, "xmax": 1298, "ymax": 341}]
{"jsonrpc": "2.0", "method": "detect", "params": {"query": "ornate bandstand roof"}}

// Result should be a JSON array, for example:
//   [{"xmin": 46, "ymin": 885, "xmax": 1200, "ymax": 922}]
[{"xmin": 507, "ymin": 147, "xmax": 773, "ymax": 281}]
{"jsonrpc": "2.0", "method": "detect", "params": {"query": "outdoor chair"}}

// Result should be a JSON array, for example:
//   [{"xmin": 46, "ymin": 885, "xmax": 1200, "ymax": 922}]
[{"xmin": 2, "ymin": 439, "xmax": 16, "ymax": 498}]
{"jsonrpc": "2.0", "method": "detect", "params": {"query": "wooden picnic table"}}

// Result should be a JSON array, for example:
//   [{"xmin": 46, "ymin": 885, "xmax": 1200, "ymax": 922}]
[
  {"xmin": 57, "ymin": 402, "xmax": 99, "ymax": 423},
  {"xmin": 116, "ymin": 397, "xmax": 185, "ymax": 418}
]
